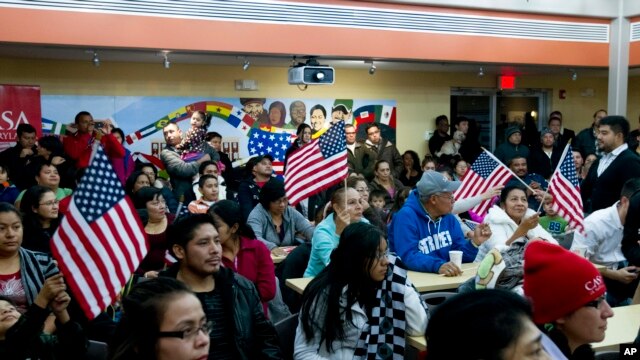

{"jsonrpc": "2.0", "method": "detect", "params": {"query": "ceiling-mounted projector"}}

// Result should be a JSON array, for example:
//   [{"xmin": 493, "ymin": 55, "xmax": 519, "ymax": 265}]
[{"xmin": 288, "ymin": 58, "xmax": 334, "ymax": 85}]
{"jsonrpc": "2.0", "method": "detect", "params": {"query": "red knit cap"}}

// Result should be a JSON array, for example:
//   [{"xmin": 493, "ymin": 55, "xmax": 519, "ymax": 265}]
[{"xmin": 523, "ymin": 241, "xmax": 606, "ymax": 324}]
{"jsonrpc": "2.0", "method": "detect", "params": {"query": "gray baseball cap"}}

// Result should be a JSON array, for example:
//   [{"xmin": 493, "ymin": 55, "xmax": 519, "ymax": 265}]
[{"xmin": 416, "ymin": 170, "xmax": 461, "ymax": 198}]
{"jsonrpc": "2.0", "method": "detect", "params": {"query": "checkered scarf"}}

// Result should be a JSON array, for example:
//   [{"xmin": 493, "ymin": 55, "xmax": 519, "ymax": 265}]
[{"xmin": 353, "ymin": 255, "xmax": 428, "ymax": 360}]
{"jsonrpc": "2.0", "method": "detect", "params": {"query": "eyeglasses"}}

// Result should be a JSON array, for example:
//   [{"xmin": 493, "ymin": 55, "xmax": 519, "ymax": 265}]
[
  {"xmin": 39, "ymin": 200, "xmax": 60, "ymax": 207},
  {"xmin": 157, "ymin": 321, "xmax": 213, "ymax": 340},
  {"xmin": 374, "ymin": 249, "xmax": 390, "ymax": 261},
  {"xmin": 345, "ymin": 132, "xmax": 356, "ymax": 135},
  {"xmin": 584, "ymin": 295, "xmax": 607, "ymax": 309},
  {"xmin": 435, "ymin": 193, "xmax": 455, "ymax": 201}
]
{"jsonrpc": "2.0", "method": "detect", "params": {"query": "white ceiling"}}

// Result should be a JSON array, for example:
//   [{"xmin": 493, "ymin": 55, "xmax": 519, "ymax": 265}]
[{"xmin": 0, "ymin": 42, "xmax": 620, "ymax": 77}]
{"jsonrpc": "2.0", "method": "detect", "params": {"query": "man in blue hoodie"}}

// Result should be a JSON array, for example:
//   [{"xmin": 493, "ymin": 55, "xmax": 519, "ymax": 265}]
[{"xmin": 389, "ymin": 171, "xmax": 492, "ymax": 275}]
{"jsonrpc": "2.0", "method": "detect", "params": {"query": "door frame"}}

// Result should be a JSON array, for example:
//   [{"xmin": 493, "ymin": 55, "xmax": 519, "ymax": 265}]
[{"xmin": 451, "ymin": 87, "xmax": 551, "ymax": 151}]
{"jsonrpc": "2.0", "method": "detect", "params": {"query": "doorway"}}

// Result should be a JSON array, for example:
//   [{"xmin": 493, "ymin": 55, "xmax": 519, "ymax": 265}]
[{"xmin": 451, "ymin": 88, "xmax": 550, "ymax": 151}]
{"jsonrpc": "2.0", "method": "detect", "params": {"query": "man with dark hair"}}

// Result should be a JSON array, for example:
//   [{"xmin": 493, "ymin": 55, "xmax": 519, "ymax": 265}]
[
  {"xmin": 506, "ymin": 156, "xmax": 547, "ymax": 210},
  {"xmin": 575, "ymin": 109, "xmax": 607, "ymax": 159},
  {"xmin": 238, "ymin": 154, "xmax": 274, "ymax": 221},
  {"xmin": 364, "ymin": 123, "xmax": 402, "ymax": 178},
  {"xmin": 0, "ymin": 123, "xmax": 37, "ymax": 189},
  {"xmin": 581, "ymin": 115, "xmax": 640, "ymax": 213},
  {"xmin": 345, "ymin": 124, "xmax": 376, "ymax": 180},
  {"xmin": 240, "ymin": 98, "xmax": 269, "ymax": 125},
  {"xmin": 573, "ymin": 178, "xmax": 640, "ymax": 306},
  {"xmin": 160, "ymin": 122, "xmax": 219, "ymax": 204},
  {"xmin": 548, "ymin": 112, "xmax": 575, "ymax": 147},
  {"xmin": 527, "ymin": 127, "xmax": 562, "ymax": 179},
  {"xmin": 62, "ymin": 111, "xmax": 124, "ymax": 169},
  {"xmin": 428, "ymin": 115, "xmax": 452, "ymax": 156},
  {"xmin": 162, "ymin": 214, "xmax": 282, "ymax": 359}
]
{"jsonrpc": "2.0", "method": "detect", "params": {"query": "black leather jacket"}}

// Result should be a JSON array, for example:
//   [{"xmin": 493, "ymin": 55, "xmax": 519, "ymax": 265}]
[{"xmin": 161, "ymin": 265, "xmax": 282, "ymax": 360}]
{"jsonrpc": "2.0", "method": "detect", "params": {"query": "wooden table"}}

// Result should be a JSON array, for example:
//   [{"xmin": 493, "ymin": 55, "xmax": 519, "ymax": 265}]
[
  {"xmin": 408, "ymin": 263, "xmax": 478, "ymax": 292},
  {"xmin": 270, "ymin": 246, "xmax": 298, "ymax": 264},
  {"xmin": 407, "ymin": 303, "xmax": 640, "ymax": 352},
  {"xmin": 271, "ymin": 254, "xmax": 286, "ymax": 264},
  {"xmin": 286, "ymin": 262, "xmax": 479, "ymax": 295}
]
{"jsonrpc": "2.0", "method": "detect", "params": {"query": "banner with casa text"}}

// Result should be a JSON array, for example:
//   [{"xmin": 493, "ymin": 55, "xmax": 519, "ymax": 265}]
[{"xmin": 0, "ymin": 84, "xmax": 42, "ymax": 151}]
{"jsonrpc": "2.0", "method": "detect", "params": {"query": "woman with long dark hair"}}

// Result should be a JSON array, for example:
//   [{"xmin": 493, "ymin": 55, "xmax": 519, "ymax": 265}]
[
  {"xmin": 368, "ymin": 160, "xmax": 406, "ymax": 210},
  {"xmin": 19, "ymin": 185, "xmax": 60, "ymax": 254},
  {"xmin": 133, "ymin": 187, "xmax": 175, "ymax": 278},
  {"xmin": 295, "ymin": 222, "xmax": 428, "ymax": 359},
  {"xmin": 400, "ymin": 150, "xmax": 422, "ymax": 187},
  {"xmin": 208, "ymin": 200, "xmax": 275, "ymax": 315}
]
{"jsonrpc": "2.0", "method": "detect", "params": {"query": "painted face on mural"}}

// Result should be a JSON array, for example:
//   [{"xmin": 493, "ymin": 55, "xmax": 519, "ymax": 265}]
[
  {"xmin": 243, "ymin": 102, "xmax": 265, "ymax": 120},
  {"xmin": 310, "ymin": 109, "xmax": 325, "ymax": 131},
  {"xmin": 289, "ymin": 101, "xmax": 306, "ymax": 126},
  {"xmin": 331, "ymin": 109, "xmax": 347, "ymax": 124}
]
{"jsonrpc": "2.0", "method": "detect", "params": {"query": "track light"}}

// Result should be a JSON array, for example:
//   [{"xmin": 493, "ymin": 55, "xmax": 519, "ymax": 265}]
[
  {"xmin": 163, "ymin": 53, "xmax": 171, "ymax": 69},
  {"xmin": 368, "ymin": 62, "xmax": 376, "ymax": 75},
  {"xmin": 92, "ymin": 51, "xmax": 100, "ymax": 67},
  {"xmin": 242, "ymin": 58, "xmax": 250, "ymax": 71},
  {"xmin": 571, "ymin": 69, "xmax": 577, "ymax": 81},
  {"xmin": 478, "ymin": 66, "xmax": 484, "ymax": 77}
]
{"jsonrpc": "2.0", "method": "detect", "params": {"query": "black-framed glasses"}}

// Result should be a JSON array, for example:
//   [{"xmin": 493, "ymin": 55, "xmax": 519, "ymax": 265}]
[
  {"xmin": 157, "ymin": 321, "xmax": 213, "ymax": 340},
  {"xmin": 584, "ymin": 295, "xmax": 607, "ymax": 309}
]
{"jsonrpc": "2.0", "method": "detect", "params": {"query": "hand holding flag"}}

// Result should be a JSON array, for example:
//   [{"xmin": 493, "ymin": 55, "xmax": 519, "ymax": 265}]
[{"xmin": 454, "ymin": 150, "xmax": 513, "ymax": 216}]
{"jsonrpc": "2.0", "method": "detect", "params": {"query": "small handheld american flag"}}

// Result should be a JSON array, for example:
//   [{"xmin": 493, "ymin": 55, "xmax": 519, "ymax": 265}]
[{"xmin": 548, "ymin": 143, "xmax": 585, "ymax": 235}]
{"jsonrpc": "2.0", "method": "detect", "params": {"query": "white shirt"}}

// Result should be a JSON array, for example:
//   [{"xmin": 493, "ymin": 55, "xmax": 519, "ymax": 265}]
[
  {"xmin": 571, "ymin": 201, "xmax": 626, "ymax": 268},
  {"xmin": 597, "ymin": 143, "xmax": 628, "ymax": 176},
  {"xmin": 346, "ymin": 142, "xmax": 356, "ymax": 154}
]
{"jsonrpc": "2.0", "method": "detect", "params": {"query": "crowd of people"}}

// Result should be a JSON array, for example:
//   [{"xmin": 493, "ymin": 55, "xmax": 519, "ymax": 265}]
[{"xmin": 1, "ymin": 108, "xmax": 640, "ymax": 359}]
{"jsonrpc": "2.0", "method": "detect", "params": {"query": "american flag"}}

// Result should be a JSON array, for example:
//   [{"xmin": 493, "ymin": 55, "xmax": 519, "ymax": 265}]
[
  {"xmin": 51, "ymin": 145, "xmax": 147, "ymax": 319},
  {"xmin": 248, "ymin": 128, "xmax": 294, "ymax": 176},
  {"xmin": 454, "ymin": 150, "xmax": 513, "ymax": 216},
  {"xmin": 285, "ymin": 121, "xmax": 348, "ymax": 205},
  {"xmin": 548, "ymin": 144, "xmax": 585, "ymax": 234}
]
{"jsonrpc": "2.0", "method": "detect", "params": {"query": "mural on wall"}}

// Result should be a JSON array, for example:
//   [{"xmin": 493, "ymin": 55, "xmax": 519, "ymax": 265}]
[{"xmin": 41, "ymin": 96, "xmax": 397, "ymax": 173}]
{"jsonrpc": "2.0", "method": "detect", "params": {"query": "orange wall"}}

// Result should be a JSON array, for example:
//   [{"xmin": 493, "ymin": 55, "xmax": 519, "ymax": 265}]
[{"xmin": 0, "ymin": 6, "xmax": 609, "ymax": 67}]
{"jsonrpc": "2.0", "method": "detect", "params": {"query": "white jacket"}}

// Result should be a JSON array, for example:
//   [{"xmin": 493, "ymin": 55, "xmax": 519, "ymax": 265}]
[
  {"xmin": 474, "ymin": 206, "xmax": 556, "ymax": 262},
  {"xmin": 293, "ymin": 285, "xmax": 427, "ymax": 359}
]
